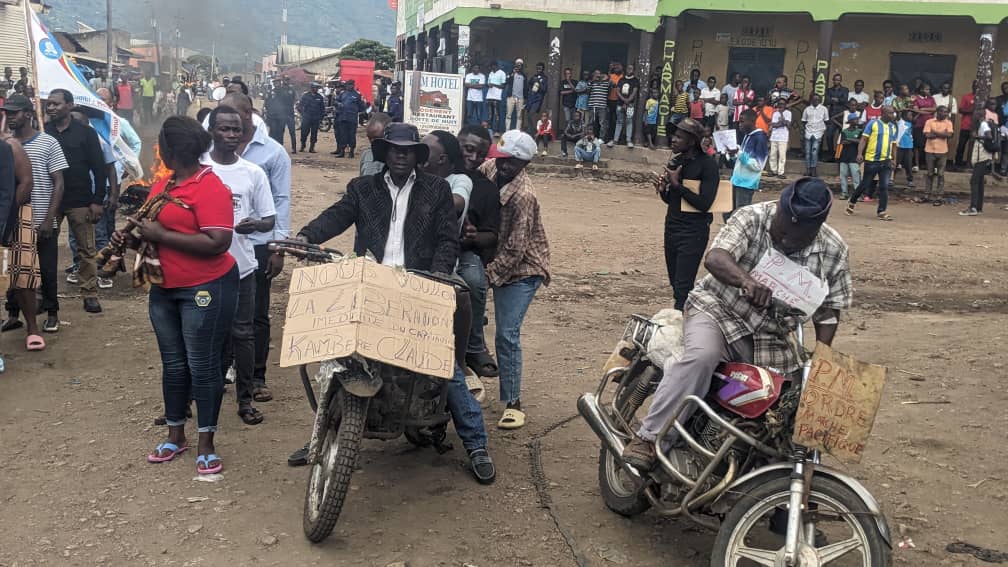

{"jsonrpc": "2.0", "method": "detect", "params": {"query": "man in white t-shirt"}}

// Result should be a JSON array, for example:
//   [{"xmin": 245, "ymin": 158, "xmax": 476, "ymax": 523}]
[
  {"xmin": 203, "ymin": 105, "xmax": 276, "ymax": 425},
  {"xmin": 485, "ymin": 61, "xmax": 507, "ymax": 133},
  {"xmin": 768, "ymin": 98, "xmax": 792, "ymax": 178},
  {"xmin": 699, "ymin": 76, "xmax": 721, "ymax": 132},
  {"xmin": 801, "ymin": 93, "xmax": 830, "ymax": 177},
  {"xmin": 464, "ymin": 63, "xmax": 487, "ymax": 126}
]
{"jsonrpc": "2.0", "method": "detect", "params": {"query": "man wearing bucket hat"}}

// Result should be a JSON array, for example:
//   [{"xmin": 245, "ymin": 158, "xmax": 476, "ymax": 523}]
[
  {"xmin": 623, "ymin": 177, "xmax": 853, "ymax": 470},
  {"xmin": 655, "ymin": 117, "xmax": 720, "ymax": 311},
  {"xmin": 478, "ymin": 130, "xmax": 550, "ymax": 430},
  {"xmin": 293, "ymin": 123, "xmax": 497, "ymax": 484}
]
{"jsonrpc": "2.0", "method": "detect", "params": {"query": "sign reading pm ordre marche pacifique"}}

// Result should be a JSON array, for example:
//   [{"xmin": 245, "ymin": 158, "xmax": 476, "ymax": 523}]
[{"xmin": 405, "ymin": 71, "xmax": 464, "ymax": 136}]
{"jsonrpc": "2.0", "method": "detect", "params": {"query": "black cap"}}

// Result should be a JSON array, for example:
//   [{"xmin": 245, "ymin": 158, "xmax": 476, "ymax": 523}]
[
  {"xmin": 371, "ymin": 123, "xmax": 429, "ymax": 164},
  {"xmin": 1, "ymin": 94, "xmax": 33, "ymax": 113},
  {"xmin": 780, "ymin": 177, "xmax": 833, "ymax": 225}
]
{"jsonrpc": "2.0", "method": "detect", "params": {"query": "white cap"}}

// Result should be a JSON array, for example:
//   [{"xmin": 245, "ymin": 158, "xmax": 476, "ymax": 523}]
[
  {"xmin": 515, "ymin": 58, "xmax": 524, "ymax": 65},
  {"xmin": 488, "ymin": 129, "xmax": 537, "ymax": 161}
]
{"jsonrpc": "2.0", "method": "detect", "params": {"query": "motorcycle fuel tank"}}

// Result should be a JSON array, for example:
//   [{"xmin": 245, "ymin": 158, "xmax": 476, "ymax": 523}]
[{"xmin": 712, "ymin": 362, "xmax": 785, "ymax": 419}]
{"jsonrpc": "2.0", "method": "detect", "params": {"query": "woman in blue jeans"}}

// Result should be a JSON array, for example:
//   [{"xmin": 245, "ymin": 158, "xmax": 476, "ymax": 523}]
[{"xmin": 113, "ymin": 116, "xmax": 238, "ymax": 474}]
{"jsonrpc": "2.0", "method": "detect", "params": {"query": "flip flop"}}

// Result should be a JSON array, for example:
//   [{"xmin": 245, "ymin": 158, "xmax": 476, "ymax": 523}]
[
  {"xmin": 464, "ymin": 372, "xmax": 486, "ymax": 404},
  {"xmin": 26, "ymin": 334, "xmax": 45, "ymax": 351},
  {"xmin": 252, "ymin": 386, "xmax": 273, "ymax": 402},
  {"xmin": 196, "ymin": 454, "xmax": 223, "ymax": 475},
  {"xmin": 497, "ymin": 408, "xmax": 526, "ymax": 430},
  {"xmin": 845, "ymin": 203, "xmax": 855, "ymax": 216},
  {"xmin": 147, "ymin": 441, "xmax": 188, "ymax": 463}
]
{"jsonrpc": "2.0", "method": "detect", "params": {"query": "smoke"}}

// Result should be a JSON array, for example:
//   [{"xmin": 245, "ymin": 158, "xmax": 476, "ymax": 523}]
[{"xmin": 149, "ymin": 0, "xmax": 267, "ymax": 64}]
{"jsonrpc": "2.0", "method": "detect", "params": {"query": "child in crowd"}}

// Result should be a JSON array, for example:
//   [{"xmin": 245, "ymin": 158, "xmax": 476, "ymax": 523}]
[
  {"xmin": 689, "ymin": 88, "xmax": 705, "ymax": 121},
  {"xmin": 480, "ymin": 120, "xmax": 494, "ymax": 138},
  {"xmin": 643, "ymin": 90, "xmax": 659, "ymax": 148},
  {"xmin": 575, "ymin": 70, "xmax": 590, "ymax": 117},
  {"xmin": 837, "ymin": 115, "xmax": 863, "ymax": 199},
  {"xmin": 768, "ymin": 98, "xmax": 791, "ymax": 179},
  {"xmin": 701, "ymin": 125, "xmax": 716, "ymax": 157},
  {"xmin": 535, "ymin": 111, "xmax": 554, "ymax": 156},
  {"xmin": 897, "ymin": 109, "xmax": 915, "ymax": 188},
  {"xmin": 574, "ymin": 126, "xmax": 602, "ymax": 171},
  {"xmin": 715, "ymin": 93, "xmax": 731, "ymax": 131}
]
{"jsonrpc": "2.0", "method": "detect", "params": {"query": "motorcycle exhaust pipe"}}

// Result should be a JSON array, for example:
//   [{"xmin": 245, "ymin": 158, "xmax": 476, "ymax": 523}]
[{"xmin": 577, "ymin": 393, "xmax": 643, "ymax": 482}]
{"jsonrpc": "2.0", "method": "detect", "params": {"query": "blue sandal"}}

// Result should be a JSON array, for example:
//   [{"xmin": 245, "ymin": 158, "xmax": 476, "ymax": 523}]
[
  {"xmin": 147, "ymin": 441, "xmax": 188, "ymax": 463},
  {"xmin": 196, "ymin": 454, "xmax": 223, "ymax": 475}
]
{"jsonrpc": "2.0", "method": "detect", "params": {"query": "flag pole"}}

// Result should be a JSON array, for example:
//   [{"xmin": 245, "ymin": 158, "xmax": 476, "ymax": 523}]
[{"xmin": 23, "ymin": 0, "xmax": 45, "ymax": 119}]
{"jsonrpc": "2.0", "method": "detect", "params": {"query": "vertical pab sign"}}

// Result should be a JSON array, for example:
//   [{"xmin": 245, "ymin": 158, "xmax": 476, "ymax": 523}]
[{"xmin": 405, "ymin": 71, "xmax": 463, "ymax": 137}]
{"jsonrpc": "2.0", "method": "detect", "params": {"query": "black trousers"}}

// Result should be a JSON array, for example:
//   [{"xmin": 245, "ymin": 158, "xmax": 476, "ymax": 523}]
[
  {"xmin": 252, "ymin": 244, "xmax": 274, "ymax": 386},
  {"xmin": 267, "ymin": 117, "xmax": 285, "ymax": 145},
  {"xmin": 970, "ymin": 160, "xmax": 990, "ymax": 212},
  {"xmin": 336, "ymin": 120, "xmax": 357, "ymax": 151},
  {"xmin": 284, "ymin": 115, "xmax": 297, "ymax": 151},
  {"xmin": 664, "ymin": 223, "xmax": 710, "ymax": 311},
  {"xmin": 299, "ymin": 118, "xmax": 320, "ymax": 149},
  {"xmin": 606, "ymin": 100, "xmax": 618, "ymax": 141},
  {"xmin": 224, "ymin": 273, "xmax": 257, "ymax": 405},
  {"xmin": 6, "ymin": 228, "xmax": 60, "ymax": 317}
]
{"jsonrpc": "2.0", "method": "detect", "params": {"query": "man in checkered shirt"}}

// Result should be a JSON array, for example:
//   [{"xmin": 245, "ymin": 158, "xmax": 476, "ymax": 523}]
[{"xmin": 623, "ymin": 177, "xmax": 853, "ymax": 470}]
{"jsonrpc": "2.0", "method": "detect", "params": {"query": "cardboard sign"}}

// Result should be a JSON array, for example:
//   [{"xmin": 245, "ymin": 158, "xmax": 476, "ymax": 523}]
[
  {"xmin": 680, "ymin": 179, "xmax": 734, "ymax": 213},
  {"xmin": 279, "ymin": 257, "xmax": 456, "ymax": 378},
  {"xmin": 792, "ymin": 343, "xmax": 887, "ymax": 463},
  {"xmin": 749, "ymin": 248, "xmax": 828, "ymax": 316}
]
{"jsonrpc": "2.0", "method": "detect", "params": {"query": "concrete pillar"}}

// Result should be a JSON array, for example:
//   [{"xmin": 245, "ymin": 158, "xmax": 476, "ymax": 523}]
[
  {"xmin": 633, "ymin": 30, "xmax": 654, "ymax": 145},
  {"xmin": 546, "ymin": 26, "xmax": 563, "ymax": 132},
  {"xmin": 415, "ymin": 33, "xmax": 426, "ymax": 71},
  {"xmin": 656, "ymin": 17, "xmax": 679, "ymax": 140},
  {"xmin": 427, "ymin": 29, "xmax": 438, "ymax": 72},
  {"xmin": 441, "ymin": 21, "xmax": 454, "ymax": 71},
  {"xmin": 972, "ymin": 25, "xmax": 998, "ymax": 132},
  {"xmin": 812, "ymin": 21, "xmax": 834, "ymax": 100}
]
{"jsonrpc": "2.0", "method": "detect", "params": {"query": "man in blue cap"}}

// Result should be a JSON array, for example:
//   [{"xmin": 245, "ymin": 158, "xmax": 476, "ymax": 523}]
[{"xmin": 622, "ymin": 177, "xmax": 853, "ymax": 470}]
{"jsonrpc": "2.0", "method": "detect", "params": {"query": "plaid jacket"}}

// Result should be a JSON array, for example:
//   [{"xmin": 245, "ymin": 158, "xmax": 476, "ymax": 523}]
[
  {"xmin": 686, "ymin": 202, "xmax": 852, "ymax": 374},
  {"xmin": 299, "ymin": 169, "xmax": 459, "ymax": 273},
  {"xmin": 479, "ymin": 159, "xmax": 551, "ymax": 287}
]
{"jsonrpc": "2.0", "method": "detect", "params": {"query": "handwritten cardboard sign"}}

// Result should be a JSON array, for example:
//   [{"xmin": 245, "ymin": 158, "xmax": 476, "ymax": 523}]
[
  {"xmin": 749, "ymin": 248, "xmax": 828, "ymax": 316},
  {"xmin": 792, "ymin": 343, "xmax": 886, "ymax": 463},
  {"xmin": 278, "ymin": 257, "xmax": 456, "ymax": 378}
]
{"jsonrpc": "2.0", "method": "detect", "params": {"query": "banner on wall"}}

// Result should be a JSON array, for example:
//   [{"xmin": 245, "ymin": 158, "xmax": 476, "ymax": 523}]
[{"xmin": 404, "ymin": 71, "xmax": 463, "ymax": 137}]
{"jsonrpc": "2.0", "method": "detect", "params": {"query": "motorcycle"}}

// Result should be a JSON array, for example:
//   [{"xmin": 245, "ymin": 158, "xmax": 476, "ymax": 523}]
[
  {"xmin": 578, "ymin": 311, "xmax": 892, "ymax": 566},
  {"xmin": 318, "ymin": 105, "xmax": 335, "ymax": 133},
  {"xmin": 269, "ymin": 240, "xmax": 463, "ymax": 543}
]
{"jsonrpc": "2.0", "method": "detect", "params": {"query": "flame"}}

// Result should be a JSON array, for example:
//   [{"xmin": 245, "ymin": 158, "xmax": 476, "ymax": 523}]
[{"xmin": 140, "ymin": 144, "xmax": 173, "ymax": 186}]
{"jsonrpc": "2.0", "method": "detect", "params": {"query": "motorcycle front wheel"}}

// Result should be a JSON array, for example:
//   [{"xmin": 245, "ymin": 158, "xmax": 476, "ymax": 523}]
[
  {"xmin": 302, "ymin": 390, "xmax": 368, "ymax": 543},
  {"xmin": 319, "ymin": 119, "xmax": 332, "ymax": 132},
  {"xmin": 598, "ymin": 446, "xmax": 651, "ymax": 517},
  {"xmin": 711, "ymin": 476, "xmax": 890, "ymax": 566}
]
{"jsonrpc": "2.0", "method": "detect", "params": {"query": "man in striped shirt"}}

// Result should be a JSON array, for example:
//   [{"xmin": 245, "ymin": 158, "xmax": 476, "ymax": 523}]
[
  {"xmin": 587, "ymin": 70, "xmax": 611, "ymax": 144},
  {"xmin": 846, "ymin": 106, "xmax": 898, "ymax": 221}
]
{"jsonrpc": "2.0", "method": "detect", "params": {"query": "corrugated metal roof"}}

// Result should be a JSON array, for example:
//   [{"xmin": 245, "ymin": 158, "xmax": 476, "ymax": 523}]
[{"xmin": 276, "ymin": 44, "xmax": 341, "ymax": 65}]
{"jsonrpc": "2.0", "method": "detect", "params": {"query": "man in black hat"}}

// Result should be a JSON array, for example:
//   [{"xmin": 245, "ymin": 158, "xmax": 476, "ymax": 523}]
[
  {"xmin": 623, "ymin": 177, "xmax": 853, "ymax": 470},
  {"xmin": 290, "ymin": 123, "xmax": 497, "ymax": 484},
  {"xmin": 297, "ymin": 82, "xmax": 326, "ymax": 153}
]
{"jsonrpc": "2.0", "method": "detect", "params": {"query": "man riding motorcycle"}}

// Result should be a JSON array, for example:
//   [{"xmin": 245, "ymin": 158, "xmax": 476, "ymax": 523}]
[
  {"xmin": 622, "ymin": 177, "xmax": 853, "ymax": 469},
  {"xmin": 290, "ymin": 122, "xmax": 496, "ymax": 484}
]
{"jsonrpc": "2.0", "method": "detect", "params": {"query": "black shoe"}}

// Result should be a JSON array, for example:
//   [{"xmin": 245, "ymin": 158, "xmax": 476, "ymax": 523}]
[
  {"xmin": 299, "ymin": 145, "xmax": 305, "ymax": 152},
  {"xmin": 348, "ymin": 149, "xmax": 355, "ymax": 159},
  {"xmin": 288, "ymin": 444, "xmax": 309, "ymax": 467},
  {"xmin": 333, "ymin": 152, "xmax": 345, "ymax": 158},
  {"xmin": 467, "ymin": 447, "xmax": 496, "ymax": 484},
  {"xmin": 309, "ymin": 146, "xmax": 317, "ymax": 153},
  {"xmin": 83, "ymin": 298, "xmax": 102, "ymax": 313},
  {"xmin": 43, "ymin": 315, "xmax": 60, "ymax": 333},
  {"xmin": 330, "ymin": 149, "xmax": 341, "ymax": 155}
]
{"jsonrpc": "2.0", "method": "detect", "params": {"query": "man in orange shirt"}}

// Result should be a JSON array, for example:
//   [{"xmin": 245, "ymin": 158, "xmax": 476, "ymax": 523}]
[
  {"xmin": 753, "ymin": 96, "xmax": 774, "ymax": 134},
  {"xmin": 920, "ymin": 105, "xmax": 954, "ymax": 205},
  {"xmin": 606, "ymin": 61, "xmax": 624, "ymax": 143}
]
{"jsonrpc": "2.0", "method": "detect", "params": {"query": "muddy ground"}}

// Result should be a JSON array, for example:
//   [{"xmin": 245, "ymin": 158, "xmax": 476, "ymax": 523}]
[{"xmin": 1, "ymin": 126, "xmax": 1007, "ymax": 567}]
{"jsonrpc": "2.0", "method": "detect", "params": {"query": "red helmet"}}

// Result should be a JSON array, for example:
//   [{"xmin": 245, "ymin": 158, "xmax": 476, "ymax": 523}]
[{"xmin": 712, "ymin": 363, "xmax": 786, "ymax": 419}]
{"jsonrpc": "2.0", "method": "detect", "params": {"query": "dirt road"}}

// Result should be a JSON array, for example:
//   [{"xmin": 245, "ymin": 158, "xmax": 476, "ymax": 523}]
[{"xmin": 1, "ymin": 130, "xmax": 1006, "ymax": 566}]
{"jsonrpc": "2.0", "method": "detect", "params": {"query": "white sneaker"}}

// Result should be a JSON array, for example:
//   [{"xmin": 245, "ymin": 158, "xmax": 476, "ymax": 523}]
[
  {"xmin": 606, "ymin": 141, "xmax": 615, "ymax": 148},
  {"xmin": 225, "ymin": 365, "xmax": 236, "ymax": 384},
  {"xmin": 97, "ymin": 277, "xmax": 113, "ymax": 289},
  {"xmin": 540, "ymin": 150, "xmax": 547, "ymax": 156},
  {"xmin": 627, "ymin": 142, "xmax": 634, "ymax": 149},
  {"xmin": 66, "ymin": 270, "xmax": 79, "ymax": 284}
]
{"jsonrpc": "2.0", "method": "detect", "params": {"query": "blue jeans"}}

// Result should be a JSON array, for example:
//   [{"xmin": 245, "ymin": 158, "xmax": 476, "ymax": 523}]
[
  {"xmin": 575, "ymin": 146, "xmax": 600, "ymax": 163},
  {"xmin": 68, "ymin": 205, "xmax": 115, "ymax": 270},
  {"xmin": 804, "ymin": 136, "xmax": 822, "ymax": 169},
  {"xmin": 149, "ymin": 265, "xmax": 239, "ymax": 432},
  {"xmin": 850, "ymin": 161, "xmax": 892, "ymax": 214},
  {"xmin": 466, "ymin": 100, "xmax": 483, "ymax": 125},
  {"xmin": 446, "ymin": 362, "xmax": 487, "ymax": 451},
  {"xmin": 493, "ymin": 276, "xmax": 543, "ymax": 404},
  {"xmin": 839, "ymin": 161, "xmax": 861, "ymax": 196},
  {"xmin": 722, "ymin": 185, "xmax": 755, "ymax": 222},
  {"xmin": 457, "ymin": 251, "xmax": 488, "ymax": 355}
]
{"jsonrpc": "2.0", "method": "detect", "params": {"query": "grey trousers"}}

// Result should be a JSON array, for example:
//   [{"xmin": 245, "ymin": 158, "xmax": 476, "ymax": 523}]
[{"xmin": 638, "ymin": 311, "xmax": 753, "ymax": 443}]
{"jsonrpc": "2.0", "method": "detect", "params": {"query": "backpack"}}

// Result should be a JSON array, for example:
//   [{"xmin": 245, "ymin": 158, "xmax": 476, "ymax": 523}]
[{"xmin": 982, "ymin": 120, "xmax": 1001, "ymax": 154}]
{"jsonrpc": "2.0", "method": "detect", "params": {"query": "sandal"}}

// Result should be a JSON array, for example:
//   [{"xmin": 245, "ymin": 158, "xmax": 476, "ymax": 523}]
[
  {"xmin": 147, "ymin": 441, "xmax": 188, "ymax": 463},
  {"xmin": 238, "ymin": 406, "xmax": 264, "ymax": 425},
  {"xmin": 464, "ymin": 372, "xmax": 486, "ymax": 404},
  {"xmin": 1, "ymin": 318, "xmax": 23, "ymax": 332},
  {"xmin": 844, "ymin": 203, "xmax": 855, "ymax": 216},
  {"xmin": 196, "ymin": 454, "xmax": 223, "ymax": 475},
  {"xmin": 932, "ymin": 200, "xmax": 943, "ymax": 207},
  {"xmin": 26, "ymin": 334, "xmax": 45, "ymax": 351},
  {"xmin": 465, "ymin": 351, "xmax": 499, "ymax": 378},
  {"xmin": 497, "ymin": 408, "xmax": 526, "ymax": 430},
  {"xmin": 252, "ymin": 386, "xmax": 273, "ymax": 402},
  {"xmin": 877, "ymin": 212, "xmax": 894, "ymax": 221}
]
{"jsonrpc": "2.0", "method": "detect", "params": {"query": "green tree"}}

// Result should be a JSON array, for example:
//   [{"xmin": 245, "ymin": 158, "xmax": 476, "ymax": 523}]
[{"xmin": 340, "ymin": 39, "xmax": 395, "ymax": 70}]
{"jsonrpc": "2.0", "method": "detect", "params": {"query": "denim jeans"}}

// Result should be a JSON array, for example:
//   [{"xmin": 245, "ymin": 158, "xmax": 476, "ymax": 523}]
[
  {"xmin": 849, "ymin": 161, "xmax": 892, "ymax": 214},
  {"xmin": 456, "ymin": 251, "xmax": 488, "ymax": 355},
  {"xmin": 838, "ymin": 161, "xmax": 861, "ymax": 196},
  {"xmin": 722, "ymin": 186, "xmax": 755, "ymax": 222},
  {"xmin": 149, "ymin": 264, "xmax": 239, "ymax": 432},
  {"xmin": 804, "ymin": 136, "xmax": 822, "ymax": 169},
  {"xmin": 613, "ymin": 104, "xmax": 634, "ymax": 144},
  {"xmin": 493, "ymin": 276, "xmax": 543, "ymax": 404},
  {"xmin": 446, "ymin": 362, "xmax": 488, "ymax": 451},
  {"xmin": 224, "ymin": 273, "xmax": 256, "ymax": 406},
  {"xmin": 575, "ymin": 146, "xmax": 600, "ymax": 163},
  {"xmin": 465, "ymin": 100, "xmax": 483, "ymax": 125}
]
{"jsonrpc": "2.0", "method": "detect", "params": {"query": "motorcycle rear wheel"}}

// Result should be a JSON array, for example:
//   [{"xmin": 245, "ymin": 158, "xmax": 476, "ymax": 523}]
[
  {"xmin": 319, "ymin": 119, "xmax": 332, "ymax": 133},
  {"xmin": 711, "ymin": 476, "xmax": 890, "ymax": 566},
  {"xmin": 302, "ymin": 390, "xmax": 368, "ymax": 543}
]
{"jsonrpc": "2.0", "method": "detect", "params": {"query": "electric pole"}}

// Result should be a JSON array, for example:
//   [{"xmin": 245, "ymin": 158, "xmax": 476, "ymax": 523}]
[{"xmin": 105, "ymin": 0, "xmax": 112, "ymax": 80}]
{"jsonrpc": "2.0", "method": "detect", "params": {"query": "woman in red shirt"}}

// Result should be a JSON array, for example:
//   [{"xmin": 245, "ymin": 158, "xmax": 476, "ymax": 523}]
[
  {"xmin": 113, "ymin": 116, "xmax": 238, "ymax": 474},
  {"xmin": 115, "ymin": 77, "xmax": 134, "ymax": 121}
]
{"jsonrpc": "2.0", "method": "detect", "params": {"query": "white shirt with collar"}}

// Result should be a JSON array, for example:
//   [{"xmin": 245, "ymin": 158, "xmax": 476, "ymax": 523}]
[{"xmin": 382, "ymin": 170, "xmax": 417, "ymax": 267}]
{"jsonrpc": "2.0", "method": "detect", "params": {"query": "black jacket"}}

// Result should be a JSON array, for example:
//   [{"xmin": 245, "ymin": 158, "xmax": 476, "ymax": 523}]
[
  {"xmin": 299, "ymin": 170, "xmax": 459, "ymax": 273},
  {"xmin": 298, "ymin": 91, "xmax": 326, "ymax": 120}
]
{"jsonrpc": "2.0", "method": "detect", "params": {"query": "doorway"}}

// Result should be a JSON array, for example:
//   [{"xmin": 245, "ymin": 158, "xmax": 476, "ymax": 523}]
[
  {"xmin": 726, "ymin": 47, "xmax": 786, "ymax": 96},
  {"xmin": 580, "ymin": 41, "xmax": 628, "ymax": 76},
  {"xmin": 890, "ymin": 52, "xmax": 956, "ymax": 92}
]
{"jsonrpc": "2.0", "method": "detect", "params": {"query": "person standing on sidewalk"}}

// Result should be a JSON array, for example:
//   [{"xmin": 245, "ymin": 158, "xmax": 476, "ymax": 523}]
[
  {"xmin": 219, "ymin": 93, "xmax": 291, "ymax": 404},
  {"xmin": 203, "ymin": 105, "xmax": 276, "ymax": 425},
  {"xmin": 768, "ymin": 98, "xmax": 791, "ymax": 179},
  {"xmin": 919, "ymin": 105, "xmax": 953, "ymax": 206},
  {"xmin": 800, "ymin": 93, "xmax": 829, "ymax": 177},
  {"xmin": 504, "ymin": 59, "xmax": 527, "ymax": 132},
  {"xmin": 846, "ymin": 106, "xmax": 897, "ymax": 221},
  {"xmin": 611, "ymin": 63, "xmax": 640, "ymax": 148},
  {"xmin": 955, "ymin": 81, "xmax": 978, "ymax": 170},
  {"xmin": 960, "ymin": 103, "xmax": 997, "ymax": 217},
  {"xmin": 479, "ymin": 130, "xmax": 550, "ymax": 431},
  {"xmin": 44, "ymin": 89, "xmax": 106, "ymax": 313}
]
